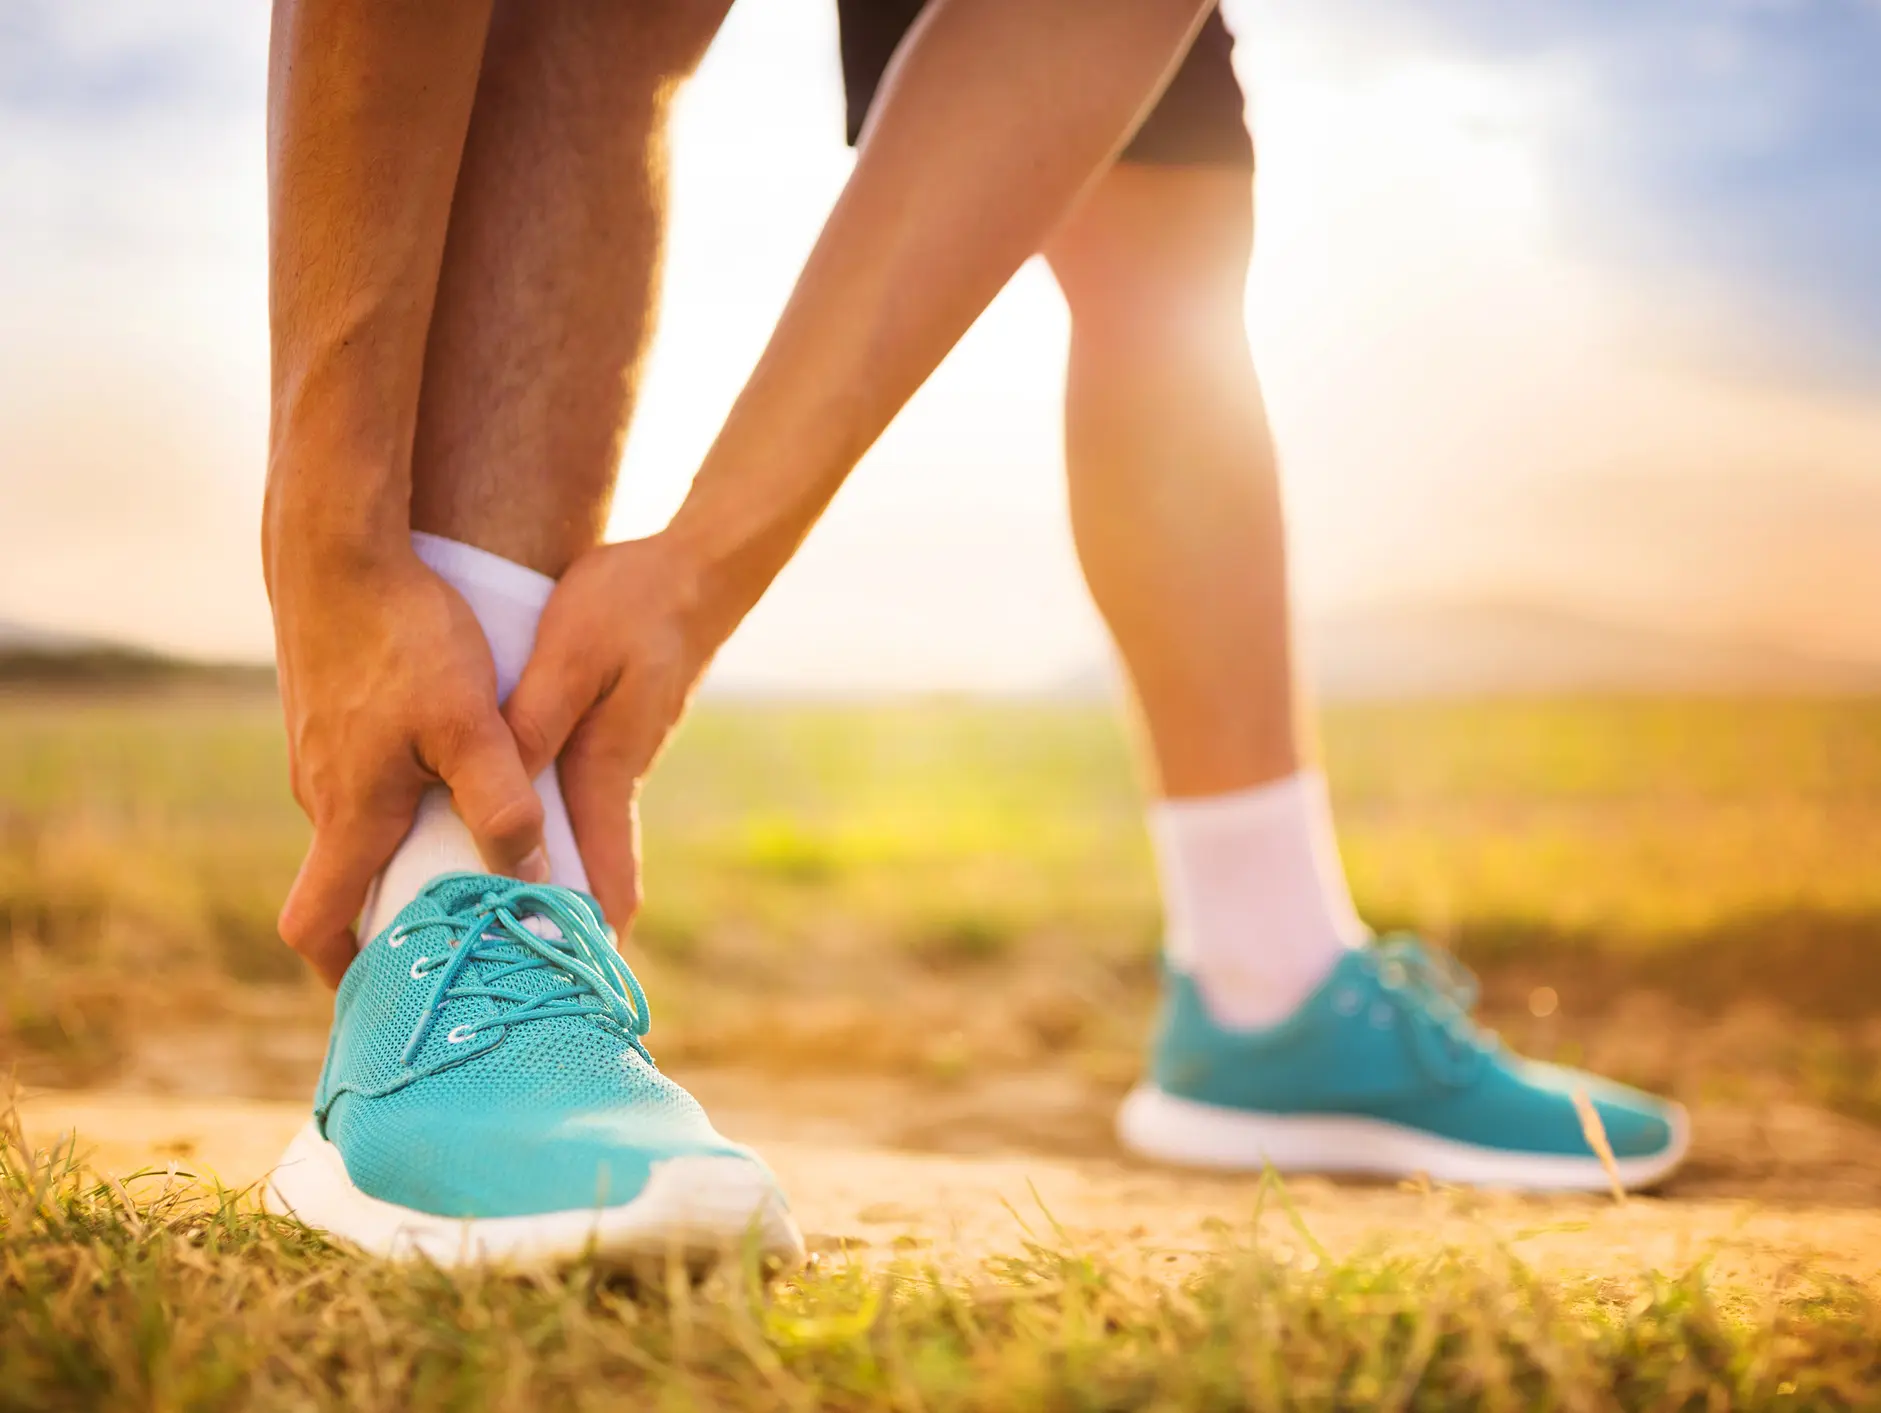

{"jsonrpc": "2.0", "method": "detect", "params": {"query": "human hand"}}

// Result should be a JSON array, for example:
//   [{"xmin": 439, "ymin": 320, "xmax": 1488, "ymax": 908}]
[
  {"xmin": 269, "ymin": 544, "xmax": 549, "ymax": 985},
  {"xmin": 502, "ymin": 534, "xmax": 723, "ymax": 928}
]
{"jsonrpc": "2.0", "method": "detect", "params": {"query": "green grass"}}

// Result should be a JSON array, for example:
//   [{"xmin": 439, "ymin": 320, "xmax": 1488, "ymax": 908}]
[
  {"xmin": 7, "ymin": 691, "xmax": 1881, "ymax": 1097},
  {"xmin": 6, "ymin": 692, "xmax": 1879, "ymax": 964},
  {"xmin": 6, "ymin": 1107, "xmax": 1879, "ymax": 1412}
]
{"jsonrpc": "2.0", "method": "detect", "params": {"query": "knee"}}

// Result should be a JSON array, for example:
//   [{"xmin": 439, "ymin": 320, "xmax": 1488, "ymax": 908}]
[{"xmin": 1049, "ymin": 168, "xmax": 1254, "ymax": 357}]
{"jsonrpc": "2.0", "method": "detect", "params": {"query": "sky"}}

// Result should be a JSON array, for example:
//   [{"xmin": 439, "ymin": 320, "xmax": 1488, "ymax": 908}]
[{"xmin": 1, "ymin": 0, "xmax": 1877, "ymax": 691}]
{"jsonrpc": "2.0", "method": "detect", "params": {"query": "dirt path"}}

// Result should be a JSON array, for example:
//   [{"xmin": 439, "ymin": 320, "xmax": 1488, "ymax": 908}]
[{"xmin": 20, "ymin": 1082, "xmax": 1881, "ymax": 1296}]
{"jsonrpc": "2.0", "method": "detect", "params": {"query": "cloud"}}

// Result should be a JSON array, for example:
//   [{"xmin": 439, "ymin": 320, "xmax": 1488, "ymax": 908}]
[
  {"xmin": 2, "ymin": 0, "xmax": 1875, "ymax": 686},
  {"xmin": 1249, "ymin": 0, "xmax": 1881, "ymax": 381},
  {"xmin": 0, "ymin": 0, "xmax": 261, "ymax": 121},
  {"xmin": 0, "ymin": 3, "xmax": 270, "ymax": 657}
]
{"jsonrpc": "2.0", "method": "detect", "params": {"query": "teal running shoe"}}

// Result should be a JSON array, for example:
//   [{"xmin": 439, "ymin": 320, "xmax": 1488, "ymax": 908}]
[
  {"xmin": 1119, "ymin": 937, "xmax": 1688, "ymax": 1191},
  {"xmin": 265, "ymin": 873, "xmax": 804, "ymax": 1270}
]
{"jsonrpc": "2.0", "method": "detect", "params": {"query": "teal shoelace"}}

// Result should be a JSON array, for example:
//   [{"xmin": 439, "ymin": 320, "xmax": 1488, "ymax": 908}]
[
  {"xmin": 390, "ymin": 876, "xmax": 653, "ymax": 1068},
  {"xmin": 1367, "ymin": 934, "xmax": 1496, "ymax": 1084}
]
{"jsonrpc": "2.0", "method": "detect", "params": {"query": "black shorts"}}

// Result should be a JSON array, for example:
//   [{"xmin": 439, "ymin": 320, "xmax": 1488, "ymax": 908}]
[{"xmin": 836, "ymin": 2, "xmax": 1254, "ymax": 170}]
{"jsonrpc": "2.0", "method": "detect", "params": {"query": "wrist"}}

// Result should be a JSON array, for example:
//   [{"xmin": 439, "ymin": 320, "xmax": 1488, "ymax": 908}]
[
  {"xmin": 262, "ymin": 447, "xmax": 411, "ymax": 594},
  {"xmin": 263, "ymin": 344, "xmax": 421, "ymax": 586},
  {"xmin": 262, "ymin": 489, "xmax": 413, "ymax": 607},
  {"xmin": 663, "ymin": 445, "xmax": 850, "ymax": 637},
  {"xmin": 640, "ymin": 524, "xmax": 757, "ymax": 661},
  {"xmin": 659, "ymin": 501, "xmax": 801, "ymax": 649}
]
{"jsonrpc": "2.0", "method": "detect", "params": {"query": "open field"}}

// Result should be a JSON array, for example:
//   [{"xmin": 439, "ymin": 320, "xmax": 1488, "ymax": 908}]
[
  {"xmin": 6, "ymin": 690, "xmax": 1881, "ymax": 1407},
  {"xmin": 5, "ymin": 692, "xmax": 1881, "ymax": 1117}
]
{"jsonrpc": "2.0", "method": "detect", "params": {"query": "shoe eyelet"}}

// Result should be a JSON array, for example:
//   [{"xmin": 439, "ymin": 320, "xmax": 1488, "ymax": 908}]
[
  {"xmin": 1332, "ymin": 988, "xmax": 1363, "ymax": 1017},
  {"xmin": 446, "ymin": 1024, "xmax": 475, "ymax": 1044},
  {"xmin": 1370, "ymin": 1001, "xmax": 1396, "ymax": 1029},
  {"xmin": 410, "ymin": 958, "xmax": 433, "ymax": 981},
  {"xmin": 387, "ymin": 933, "xmax": 405, "ymax": 950}
]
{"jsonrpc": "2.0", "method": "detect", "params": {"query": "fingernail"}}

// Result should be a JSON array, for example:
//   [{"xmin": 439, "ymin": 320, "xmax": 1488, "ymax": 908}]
[{"xmin": 519, "ymin": 847, "xmax": 551, "ymax": 883}]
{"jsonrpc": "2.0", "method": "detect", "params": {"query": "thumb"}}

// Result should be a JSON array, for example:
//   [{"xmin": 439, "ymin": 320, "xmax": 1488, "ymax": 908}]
[{"xmin": 430, "ymin": 707, "xmax": 549, "ymax": 883}]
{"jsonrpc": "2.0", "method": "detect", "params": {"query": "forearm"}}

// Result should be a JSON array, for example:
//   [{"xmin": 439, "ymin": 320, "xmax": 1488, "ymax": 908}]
[
  {"xmin": 665, "ymin": 0, "xmax": 1213, "ymax": 632},
  {"xmin": 263, "ymin": 0, "xmax": 494, "ymax": 583}
]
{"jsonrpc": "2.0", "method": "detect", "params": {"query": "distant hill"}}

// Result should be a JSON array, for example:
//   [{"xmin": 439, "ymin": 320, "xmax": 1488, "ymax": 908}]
[
  {"xmin": 4, "ymin": 604, "xmax": 1877, "ymax": 700},
  {"xmin": 1047, "ymin": 601, "xmax": 1881, "ymax": 701},
  {"xmin": 0, "ymin": 620, "xmax": 99, "ymax": 654},
  {"xmin": 0, "ymin": 620, "xmax": 274, "ymax": 690},
  {"xmin": 1305, "ymin": 601, "xmax": 1881, "ymax": 699}
]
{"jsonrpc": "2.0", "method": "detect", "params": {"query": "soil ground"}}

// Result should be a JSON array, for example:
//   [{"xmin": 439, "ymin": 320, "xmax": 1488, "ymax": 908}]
[{"xmin": 24, "ymin": 1070, "xmax": 1881, "ymax": 1297}]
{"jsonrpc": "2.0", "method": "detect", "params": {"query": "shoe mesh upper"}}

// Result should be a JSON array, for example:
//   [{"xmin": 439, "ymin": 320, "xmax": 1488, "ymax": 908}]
[
  {"xmin": 1149, "ymin": 940, "xmax": 1679, "ymax": 1160},
  {"xmin": 311, "ymin": 875, "xmax": 756, "ymax": 1218}
]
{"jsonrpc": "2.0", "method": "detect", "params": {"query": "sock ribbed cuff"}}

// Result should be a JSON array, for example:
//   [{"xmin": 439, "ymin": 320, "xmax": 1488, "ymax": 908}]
[
  {"xmin": 356, "ymin": 533, "xmax": 592, "ymax": 946},
  {"xmin": 1149, "ymin": 770, "xmax": 1364, "ymax": 1028},
  {"xmin": 412, "ymin": 531, "xmax": 554, "ymax": 704},
  {"xmin": 412, "ymin": 531, "xmax": 555, "ymax": 608}
]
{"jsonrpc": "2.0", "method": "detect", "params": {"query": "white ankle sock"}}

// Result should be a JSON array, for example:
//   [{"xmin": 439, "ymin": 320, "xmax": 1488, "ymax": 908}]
[
  {"xmin": 356, "ymin": 533, "xmax": 589, "ymax": 945},
  {"xmin": 1149, "ymin": 771, "xmax": 1367, "ymax": 1029}
]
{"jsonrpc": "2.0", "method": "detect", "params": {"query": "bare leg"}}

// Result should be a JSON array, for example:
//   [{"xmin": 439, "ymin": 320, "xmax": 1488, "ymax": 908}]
[
  {"xmin": 356, "ymin": 0, "xmax": 730, "ymax": 933},
  {"xmin": 1045, "ymin": 163, "xmax": 1363, "ymax": 1028},
  {"xmin": 1046, "ymin": 164, "xmax": 1299, "ymax": 799},
  {"xmin": 410, "ymin": 0, "xmax": 732, "ymax": 578}
]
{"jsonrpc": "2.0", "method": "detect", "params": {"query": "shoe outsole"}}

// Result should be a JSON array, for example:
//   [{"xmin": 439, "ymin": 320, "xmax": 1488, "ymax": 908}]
[
  {"xmin": 263, "ymin": 1121, "xmax": 807, "ymax": 1274},
  {"xmin": 1117, "ymin": 1085, "xmax": 1690, "ymax": 1192}
]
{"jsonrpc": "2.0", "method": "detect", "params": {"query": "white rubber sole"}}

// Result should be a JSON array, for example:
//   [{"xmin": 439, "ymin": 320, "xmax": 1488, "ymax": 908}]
[
  {"xmin": 1118, "ymin": 1085, "xmax": 1690, "ymax": 1192},
  {"xmin": 263, "ymin": 1121, "xmax": 807, "ymax": 1273}
]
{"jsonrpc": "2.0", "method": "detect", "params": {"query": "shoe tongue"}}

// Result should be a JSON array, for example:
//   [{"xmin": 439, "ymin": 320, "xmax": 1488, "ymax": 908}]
[
  {"xmin": 463, "ymin": 888, "xmax": 594, "ymax": 1007},
  {"xmin": 415, "ymin": 875, "xmax": 594, "ymax": 938},
  {"xmin": 395, "ymin": 874, "xmax": 614, "ymax": 1018},
  {"xmin": 417, "ymin": 872, "xmax": 506, "ymax": 916},
  {"xmin": 519, "ymin": 913, "xmax": 565, "ymax": 941}
]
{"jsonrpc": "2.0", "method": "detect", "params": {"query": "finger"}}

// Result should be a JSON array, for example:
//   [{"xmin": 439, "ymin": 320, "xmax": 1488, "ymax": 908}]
[
  {"xmin": 560, "ymin": 729, "xmax": 643, "ymax": 927},
  {"xmin": 430, "ymin": 707, "xmax": 549, "ymax": 882},
  {"xmin": 280, "ymin": 813, "xmax": 412, "ymax": 987},
  {"xmin": 503, "ymin": 632, "xmax": 597, "ymax": 781}
]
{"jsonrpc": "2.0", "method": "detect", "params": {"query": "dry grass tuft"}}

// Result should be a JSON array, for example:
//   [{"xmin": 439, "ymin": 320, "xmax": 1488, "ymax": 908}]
[{"xmin": 5, "ymin": 1097, "xmax": 1881, "ymax": 1411}]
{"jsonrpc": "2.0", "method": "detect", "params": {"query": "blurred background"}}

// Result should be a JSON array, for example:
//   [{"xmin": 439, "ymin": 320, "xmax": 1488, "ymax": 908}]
[{"xmin": 2, "ymin": 2, "xmax": 1879, "ymax": 1195}]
